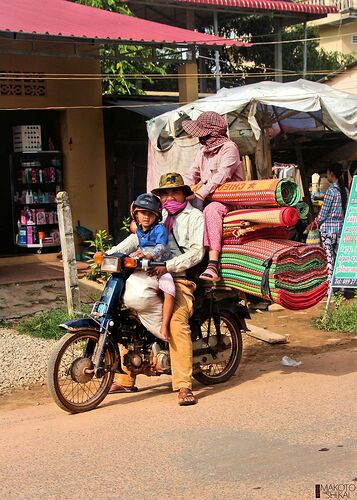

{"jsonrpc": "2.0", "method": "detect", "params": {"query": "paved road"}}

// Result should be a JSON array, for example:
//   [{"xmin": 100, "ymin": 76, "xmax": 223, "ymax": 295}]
[{"xmin": 0, "ymin": 348, "xmax": 356, "ymax": 500}]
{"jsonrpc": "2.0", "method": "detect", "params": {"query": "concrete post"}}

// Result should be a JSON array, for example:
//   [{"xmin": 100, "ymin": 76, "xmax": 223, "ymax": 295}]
[
  {"xmin": 57, "ymin": 191, "xmax": 80, "ymax": 317},
  {"xmin": 303, "ymin": 21, "xmax": 308, "ymax": 78},
  {"xmin": 178, "ymin": 61, "xmax": 199, "ymax": 105},
  {"xmin": 213, "ymin": 11, "xmax": 221, "ymax": 91},
  {"xmin": 274, "ymin": 18, "xmax": 283, "ymax": 82}
]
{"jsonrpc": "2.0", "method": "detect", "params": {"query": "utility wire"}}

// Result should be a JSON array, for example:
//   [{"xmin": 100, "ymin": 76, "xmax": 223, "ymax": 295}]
[
  {"xmin": 1, "ymin": 68, "xmax": 355, "ymax": 80},
  {"xmin": 2, "ymin": 85, "xmax": 357, "ymax": 112}
]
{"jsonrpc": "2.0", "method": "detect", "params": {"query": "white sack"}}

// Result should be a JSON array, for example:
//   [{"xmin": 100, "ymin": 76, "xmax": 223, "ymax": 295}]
[{"xmin": 123, "ymin": 271, "xmax": 164, "ymax": 340}]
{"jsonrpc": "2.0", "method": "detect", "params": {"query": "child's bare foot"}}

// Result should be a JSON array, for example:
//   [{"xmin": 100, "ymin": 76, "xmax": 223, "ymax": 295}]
[{"xmin": 161, "ymin": 325, "xmax": 170, "ymax": 341}]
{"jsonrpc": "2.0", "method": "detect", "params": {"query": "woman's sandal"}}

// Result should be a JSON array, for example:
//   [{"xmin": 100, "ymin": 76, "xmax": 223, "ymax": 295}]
[
  {"xmin": 178, "ymin": 388, "xmax": 197, "ymax": 406},
  {"xmin": 199, "ymin": 268, "xmax": 220, "ymax": 281}
]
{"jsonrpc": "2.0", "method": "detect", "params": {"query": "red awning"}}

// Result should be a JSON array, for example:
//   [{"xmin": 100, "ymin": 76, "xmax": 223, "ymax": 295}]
[
  {"xmin": 0, "ymin": 0, "xmax": 248, "ymax": 46},
  {"xmin": 166, "ymin": 0, "xmax": 337, "ymax": 14}
]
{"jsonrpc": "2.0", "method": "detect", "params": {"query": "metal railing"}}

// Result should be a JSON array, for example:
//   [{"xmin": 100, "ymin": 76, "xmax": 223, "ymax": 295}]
[{"xmin": 303, "ymin": 0, "xmax": 355, "ymax": 12}]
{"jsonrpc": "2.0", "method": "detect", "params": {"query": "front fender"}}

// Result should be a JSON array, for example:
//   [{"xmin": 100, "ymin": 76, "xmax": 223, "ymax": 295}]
[
  {"xmin": 59, "ymin": 318, "xmax": 123, "ymax": 373},
  {"xmin": 59, "ymin": 317, "xmax": 100, "ymax": 332}
]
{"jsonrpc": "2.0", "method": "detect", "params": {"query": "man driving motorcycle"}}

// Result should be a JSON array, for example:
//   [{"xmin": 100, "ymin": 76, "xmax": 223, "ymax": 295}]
[{"xmin": 108, "ymin": 173, "xmax": 204, "ymax": 406}]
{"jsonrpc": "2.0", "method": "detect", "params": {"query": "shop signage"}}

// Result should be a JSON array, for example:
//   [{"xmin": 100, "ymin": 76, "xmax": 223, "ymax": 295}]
[{"xmin": 331, "ymin": 175, "xmax": 357, "ymax": 288}]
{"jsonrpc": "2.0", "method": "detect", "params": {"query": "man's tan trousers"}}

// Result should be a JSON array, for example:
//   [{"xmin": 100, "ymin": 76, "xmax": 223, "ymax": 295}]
[{"xmin": 114, "ymin": 279, "xmax": 196, "ymax": 391}]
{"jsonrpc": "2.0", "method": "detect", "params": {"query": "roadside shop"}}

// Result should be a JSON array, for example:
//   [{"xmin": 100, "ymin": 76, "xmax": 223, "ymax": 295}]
[{"xmin": 0, "ymin": 0, "xmax": 244, "ymax": 258}]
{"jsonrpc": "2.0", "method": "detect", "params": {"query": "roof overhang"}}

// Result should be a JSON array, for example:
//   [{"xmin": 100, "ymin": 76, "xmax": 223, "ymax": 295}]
[
  {"xmin": 0, "ymin": 0, "xmax": 248, "ymax": 48},
  {"xmin": 126, "ymin": 0, "xmax": 338, "ymax": 26}
]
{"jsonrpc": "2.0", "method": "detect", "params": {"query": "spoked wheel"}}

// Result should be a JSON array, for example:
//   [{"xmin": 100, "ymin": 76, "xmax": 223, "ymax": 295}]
[
  {"xmin": 47, "ymin": 330, "xmax": 115, "ymax": 413},
  {"xmin": 193, "ymin": 310, "xmax": 242, "ymax": 385}
]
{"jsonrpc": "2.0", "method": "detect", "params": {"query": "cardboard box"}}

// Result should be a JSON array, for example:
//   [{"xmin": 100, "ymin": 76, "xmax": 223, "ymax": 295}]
[
  {"xmin": 36, "ymin": 209, "xmax": 46, "ymax": 225},
  {"xmin": 13, "ymin": 125, "xmax": 42, "ymax": 152},
  {"xmin": 18, "ymin": 227, "xmax": 27, "ymax": 245},
  {"xmin": 26, "ymin": 226, "xmax": 33, "ymax": 244}
]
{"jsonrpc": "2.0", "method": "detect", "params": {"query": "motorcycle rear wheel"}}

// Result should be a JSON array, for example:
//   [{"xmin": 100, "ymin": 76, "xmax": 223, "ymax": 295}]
[
  {"xmin": 47, "ymin": 330, "xmax": 115, "ymax": 413},
  {"xmin": 193, "ymin": 310, "xmax": 242, "ymax": 385}
]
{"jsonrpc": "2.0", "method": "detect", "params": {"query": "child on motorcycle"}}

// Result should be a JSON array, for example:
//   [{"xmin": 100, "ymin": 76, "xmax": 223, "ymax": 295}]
[{"xmin": 125, "ymin": 193, "xmax": 175, "ymax": 341}]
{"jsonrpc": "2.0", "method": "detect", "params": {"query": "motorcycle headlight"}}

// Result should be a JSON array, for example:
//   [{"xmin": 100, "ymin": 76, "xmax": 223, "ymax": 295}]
[{"xmin": 101, "ymin": 256, "xmax": 121, "ymax": 272}]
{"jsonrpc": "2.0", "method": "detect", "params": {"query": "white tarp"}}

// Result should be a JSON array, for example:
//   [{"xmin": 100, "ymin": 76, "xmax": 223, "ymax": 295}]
[
  {"xmin": 146, "ymin": 79, "xmax": 357, "ymax": 189},
  {"xmin": 147, "ymin": 79, "xmax": 357, "ymax": 145}
]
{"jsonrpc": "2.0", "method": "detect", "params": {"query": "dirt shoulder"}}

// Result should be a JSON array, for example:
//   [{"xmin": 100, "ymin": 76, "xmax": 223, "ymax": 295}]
[
  {"xmin": 245, "ymin": 302, "xmax": 357, "ymax": 364},
  {"xmin": 0, "ymin": 276, "xmax": 102, "ymax": 320},
  {"xmin": 1, "ymin": 301, "xmax": 356, "ymax": 413}
]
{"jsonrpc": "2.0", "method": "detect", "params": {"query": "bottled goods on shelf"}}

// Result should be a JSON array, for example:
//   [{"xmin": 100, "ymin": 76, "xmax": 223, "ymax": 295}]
[
  {"xmin": 17, "ymin": 164, "xmax": 62, "ymax": 184},
  {"xmin": 15, "ymin": 188, "xmax": 60, "ymax": 204},
  {"xmin": 17, "ymin": 224, "xmax": 60, "ymax": 246},
  {"xmin": 20, "ymin": 207, "xmax": 58, "ymax": 225},
  {"xmin": 11, "ymin": 151, "xmax": 63, "ymax": 250}
]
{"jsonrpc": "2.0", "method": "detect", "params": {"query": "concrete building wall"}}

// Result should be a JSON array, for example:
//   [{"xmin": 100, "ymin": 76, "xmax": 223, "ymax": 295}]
[
  {"xmin": 318, "ymin": 20, "xmax": 357, "ymax": 54},
  {"xmin": 0, "ymin": 39, "xmax": 108, "ymax": 235},
  {"xmin": 310, "ymin": 15, "xmax": 357, "ymax": 54},
  {"xmin": 60, "ymin": 109, "xmax": 108, "ymax": 233}
]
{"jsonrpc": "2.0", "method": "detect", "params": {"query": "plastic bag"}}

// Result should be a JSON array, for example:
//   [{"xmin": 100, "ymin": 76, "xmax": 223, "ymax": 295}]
[{"xmin": 281, "ymin": 355, "xmax": 302, "ymax": 367}]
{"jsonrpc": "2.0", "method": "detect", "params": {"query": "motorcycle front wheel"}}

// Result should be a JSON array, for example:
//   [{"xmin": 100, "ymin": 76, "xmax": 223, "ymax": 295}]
[
  {"xmin": 193, "ymin": 310, "xmax": 242, "ymax": 385},
  {"xmin": 47, "ymin": 330, "xmax": 115, "ymax": 413}
]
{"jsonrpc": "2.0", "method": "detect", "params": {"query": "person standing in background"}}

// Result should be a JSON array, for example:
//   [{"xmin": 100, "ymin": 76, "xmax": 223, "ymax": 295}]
[{"xmin": 316, "ymin": 164, "xmax": 348, "ymax": 283}]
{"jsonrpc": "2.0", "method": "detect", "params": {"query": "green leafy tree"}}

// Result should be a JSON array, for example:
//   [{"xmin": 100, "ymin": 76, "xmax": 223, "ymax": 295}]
[
  {"xmin": 197, "ymin": 18, "xmax": 355, "ymax": 88},
  {"xmin": 74, "ymin": 0, "xmax": 168, "ymax": 94}
]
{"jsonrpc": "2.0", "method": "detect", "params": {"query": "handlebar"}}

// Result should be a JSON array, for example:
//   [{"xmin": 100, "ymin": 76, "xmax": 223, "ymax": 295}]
[
  {"xmin": 135, "ymin": 259, "xmax": 166, "ymax": 271},
  {"xmin": 101, "ymin": 252, "xmax": 166, "ymax": 272}
]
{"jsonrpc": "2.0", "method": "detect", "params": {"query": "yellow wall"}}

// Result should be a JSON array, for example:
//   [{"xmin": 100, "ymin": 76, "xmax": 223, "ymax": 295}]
[
  {"xmin": 60, "ymin": 109, "xmax": 108, "ymax": 232},
  {"xmin": 178, "ymin": 62, "xmax": 198, "ymax": 105},
  {"xmin": 0, "ymin": 40, "xmax": 108, "ymax": 234},
  {"xmin": 0, "ymin": 40, "xmax": 103, "ymax": 108},
  {"xmin": 310, "ymin": 16, "xmax": 357, "ymax": 54}
]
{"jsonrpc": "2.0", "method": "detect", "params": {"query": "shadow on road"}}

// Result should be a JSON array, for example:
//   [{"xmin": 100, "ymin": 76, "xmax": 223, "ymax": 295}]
[{"xmin": 97, "ymin": 338, "xmax": 357, "ymax": 410}]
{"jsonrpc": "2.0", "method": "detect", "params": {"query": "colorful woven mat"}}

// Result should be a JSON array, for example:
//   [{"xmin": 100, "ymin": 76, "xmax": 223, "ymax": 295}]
[
  {"xmin": 224, "ymin": 207, "xmax": 299, "ymax": 227},
  {"xmin": 223, "ymin": 226, "xmax": 289, "ymax": 245},
  {"xmin": 211, "ymin": 179, "xmax": 300, "ymax": 207},
  {"xmin": 295, "ymin": 202, "xmax": 310, "ymax": 219},
  {"xmin": 219, "ymin": 239, "xmax": 327, "ymax": 310}
]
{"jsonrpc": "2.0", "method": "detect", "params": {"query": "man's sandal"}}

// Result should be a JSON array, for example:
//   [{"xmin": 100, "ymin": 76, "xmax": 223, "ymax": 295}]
[
  {"xmin": 178, "ymin": 389, "xmax": 197, "ymax": 406},
  {"xmin": 109, "ymin": 383, "xmax": 138, "ymax": 394}
]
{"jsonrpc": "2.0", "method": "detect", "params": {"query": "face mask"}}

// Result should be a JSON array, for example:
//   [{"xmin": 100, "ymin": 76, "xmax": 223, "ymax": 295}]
[
  {"xmin": 163, "ymin": 200, "xmax": 187, "ymax": 232},
  {"xmin": 163, "ymin": 200, "xmax": 187, "ymax": 214},
  {"xmin": 199, "ymin": 135, "xmax": 210, "ymax": 145}
]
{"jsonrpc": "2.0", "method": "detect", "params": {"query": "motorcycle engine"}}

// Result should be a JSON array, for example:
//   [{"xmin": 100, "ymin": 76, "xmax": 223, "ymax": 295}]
[
  {"xmin": 123, "ymin": 351, "xmax": 145, "ymax": 373},
  {"xmin": 151, "ymin": 342, "xmax": 170, "ymax": 373}
]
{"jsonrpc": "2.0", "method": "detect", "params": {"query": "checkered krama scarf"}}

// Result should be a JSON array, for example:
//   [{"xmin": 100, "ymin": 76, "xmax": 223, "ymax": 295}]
[{"xmin": 182, "ymin": 111, "xmax": 229, "ymax": 151}]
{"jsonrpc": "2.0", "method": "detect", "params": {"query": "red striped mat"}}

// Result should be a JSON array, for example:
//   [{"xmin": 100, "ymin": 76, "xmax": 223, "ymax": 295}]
[{"xmin": 224, "ymin": 207, "xmax": 298, "ymax": 227}]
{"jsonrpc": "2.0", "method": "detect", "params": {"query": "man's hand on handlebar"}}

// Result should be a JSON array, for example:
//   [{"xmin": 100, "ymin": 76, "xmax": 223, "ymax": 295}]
[
  {"xmin": 131, "ymin": 250, "xmax": 154, "ymax": 260},
  {"xmin": 147, "ymin": 265, "xmax": 167, "ymax": 278}
]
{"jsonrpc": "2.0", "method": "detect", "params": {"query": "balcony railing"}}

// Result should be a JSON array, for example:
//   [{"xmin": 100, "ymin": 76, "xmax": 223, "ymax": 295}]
[{"xmin": 303, "ymin": 0, "xmax": 356, "ymax": 12}]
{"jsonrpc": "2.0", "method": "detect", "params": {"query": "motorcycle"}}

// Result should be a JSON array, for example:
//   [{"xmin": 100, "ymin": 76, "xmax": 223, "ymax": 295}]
[{"xmin": 47, "ymin": 253, "xmax": 250, "ymax": 413}]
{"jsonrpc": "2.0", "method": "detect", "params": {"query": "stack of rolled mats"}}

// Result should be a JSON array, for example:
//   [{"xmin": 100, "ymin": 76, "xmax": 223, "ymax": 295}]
[
  {"xmin": 213, "ymin": 180, "xmax": 328, "ymax": 310},
  {"xmin": 220, "ymin": 239, "xmax": 328, "ymax": 310},
  {"xmin": 223, "ymin": 207, "xmax": 298, "ymax": 245}
]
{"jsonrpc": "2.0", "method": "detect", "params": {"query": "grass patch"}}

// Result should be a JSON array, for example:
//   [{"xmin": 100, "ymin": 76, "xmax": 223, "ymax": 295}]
[
  {"xmin": 313, "ymin": 293, "xmax": 357, "ymax": 333},
  {"xmin": 14, "ymin": 305, "xmax": 91, "ymax": 340}
]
